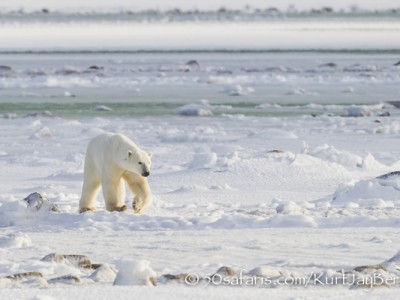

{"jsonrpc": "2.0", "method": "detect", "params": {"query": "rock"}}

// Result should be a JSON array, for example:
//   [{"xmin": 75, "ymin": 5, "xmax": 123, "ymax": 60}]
[
  {"xmin": 88, "ymin": 65, "xmax": 104, "ymax": 70},
  {"xmin": 23, "ymin": 192, "xmax": 60, "ymax": 212},
  {"xmin": 353, "ymin": 265, "xmax": 387, "ymax": 273},
  {"xmin": 2, "ymin": 113, "xmax": 18, "ymax": 119},
  {"xmin": 267, "ymin": 150, "xmax": 285, "ymax": 154},
  {"xmin": 41, "ymin": 253, "xmax": 93, "ymax": 269},
  {"xmin": 55, "ymin": 66, "xmax": 79, "ymax": 75},
  {"xmin": 161, "ymin": 274, "xmax": 183, "ymax": 282},
  {"xmin": 5, "ymin": 272, "xmax": 43, "ymax": 281},
  {"xmin": 185, "ymin": 60, "xmax": 200, "ymax": 70},
  {"xmin": 319, "ymin": 62, "xmax": 337, "ymax": 68},
  {"xmin": 0, "ymin": 65, "xmax": 12, "ymax": 72},
  {"xmin": 385, "ymin": 101, "xmax": 400, "ymax": 108},
  {"xmin": 378, "ymin": 112, "xmax": 390, "ymax": 117},
  {"xmin": 160, "ymin": 274, "xmax": 198, "ymax": 284},
  {"xmin": 214, "ymin": 266, "xmax": 236, "ymax": 276},
  {"xmin": 48, "ymin": 275, "xmax": 81, "ymax": 284},
  {"xmin": 376, "ymin": 171, "xmax": 400, "ymax": 180},
  {"xmin": 0, "ymin": 65, "xmax": 14, "ymax": 77},
  {"xmin": 89, "ymin": 264, "xmax": 116, "ymax": 282},
  {"xmin": 24, "ymin": 110, "xmax": 54, "ymax": 118}
]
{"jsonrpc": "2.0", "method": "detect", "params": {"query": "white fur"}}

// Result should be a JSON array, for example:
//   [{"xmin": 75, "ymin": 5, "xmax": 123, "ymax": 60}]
[{"xmin": 79, "ymin": 133, "xmax": 152, "ymax": 213}]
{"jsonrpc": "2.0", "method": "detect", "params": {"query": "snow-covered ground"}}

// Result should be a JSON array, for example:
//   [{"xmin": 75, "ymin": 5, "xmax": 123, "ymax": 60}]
[{"xmin": 1, "ymin": 109, "xmax": 400, "ymax": 298}]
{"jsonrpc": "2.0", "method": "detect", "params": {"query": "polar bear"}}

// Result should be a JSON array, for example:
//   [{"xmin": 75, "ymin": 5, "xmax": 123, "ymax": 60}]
[{"xmin": 79, "ymin": 133, "xmax": 153, "ymax": 214}]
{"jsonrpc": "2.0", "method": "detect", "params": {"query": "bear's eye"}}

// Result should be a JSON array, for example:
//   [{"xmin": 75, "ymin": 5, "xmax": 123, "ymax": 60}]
[{"xmin": 138, "ymin": 162, "xmax": 142, "ymax": 165}]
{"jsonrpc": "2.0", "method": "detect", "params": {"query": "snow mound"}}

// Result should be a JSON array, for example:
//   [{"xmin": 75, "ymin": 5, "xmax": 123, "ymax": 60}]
[
  {"xmin": 189, "ymin": 152, "xmax": 218, "ymax": 169},
  {"xmin": 303, "ymin": 143, "xmax": 362, "ymax": 168},
  {"xmin": 373, "ymin": 122, "xmax": 400, "ymax": 134},
  {"xmin": 31, "ymin": 127, "xmax": 52, "ymax": 139},
  {"xmin": 303, "ymin": 144, "xmax": 385, "ymax": 170},
  {"xmin": 332, "ymin": 171, "xmax": 400, "ymax": 207},
  {"xmin": 177, "ymin": 100, "xmax": 213, "ymax": 116},
  {"xmin": 113, "ymin": 259, "xmax": 156, "ymax": 286},
  {"xmin": 225, "ymin": 85, "xmax": 254, "ymax": 96},
  {"xmin": 382, "ymin": 250, "xmax": 400, "ymax": 272},
  {"xmin": 0, "ymin": 233, "xmax": 32, "ymax": 249},
  {"xmin": 276, "ymin": 201, "xmax": 305, "ymax": 215},
  {"xmin": 268, "ymin": 214, "xmax": 317, "ymax": 228},
  {"xmin": 248, "ymin": 266, "xmax": 282, "ymax": 277}
]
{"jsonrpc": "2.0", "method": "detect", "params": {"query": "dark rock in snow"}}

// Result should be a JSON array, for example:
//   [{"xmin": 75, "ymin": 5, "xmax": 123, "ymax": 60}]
[
  {"xmin": 24, "ymin": 111, "xmax": 54, "ymax": 118},
  {"xmin": 88, "ymin": 65, "xmax": 104, "ymax": 70},
  {"xmin": 41, "ymin": 253, "xmax": 94, "ymax": 269},
  {"xmin": 319, "ymin": 62, "xmax": 337, "ymax": 68},
  {"xmin": 48, "ymin": 275, "xmax": 81, "ymax": 284},
  {"xmin": 6, "ymin": 272, "xmax": 43, "ymax": 281},
  {"xmin": 353, "ymin": 265, "xmax": 387, "ymax": 273},
  {"xmin": 376, "ymin": 171, "xmax": 400, "ymax": 180},
  {"xmin": 23, "ymin": 192, "xmax": 60, "ymax": 212}
]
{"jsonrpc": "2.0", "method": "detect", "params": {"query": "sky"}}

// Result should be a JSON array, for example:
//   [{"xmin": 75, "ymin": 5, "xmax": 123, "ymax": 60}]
[{"xmin": 1, "ymin": 0, "xmax": 399, "ymax": 12}]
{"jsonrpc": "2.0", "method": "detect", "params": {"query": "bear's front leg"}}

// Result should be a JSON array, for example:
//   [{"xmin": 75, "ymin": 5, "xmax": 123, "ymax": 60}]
[
  {"xmin": 132, "ymin": 195, "xmax": 152, "ymax": 213},
  {"xmin": 123, "ymin": 172, "xmax": 153, "ymax": 214}
]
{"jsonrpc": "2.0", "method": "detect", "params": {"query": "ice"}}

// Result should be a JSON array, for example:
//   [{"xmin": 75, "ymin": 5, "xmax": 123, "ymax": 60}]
[
  {"xmin": 177, "ymin": 100, "xmax": 213, "ymax": 117},
  {"xmin": 345, "ymin": 105, "xmax": 372, "ymax": 117},
  {"xmin": 94, "ymin": 105, "xmax": 113, "ymax": 112}
]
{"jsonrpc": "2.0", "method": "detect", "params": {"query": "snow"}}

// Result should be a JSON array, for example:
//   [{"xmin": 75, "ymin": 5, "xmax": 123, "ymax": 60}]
[
  {"xmin": 1, "ymin": 7, "xmax": 400, "ymax": 297},
  {"xmin": 1, "ymin": 113, "xmax": 400, "ymax": 299},
  {"xmin": 0, "ymin": 233, "xmax": 32, "ymax": 249},
  {"xmin": 113, "ymin": 259, "xmax": 156, "ymax": 286}
]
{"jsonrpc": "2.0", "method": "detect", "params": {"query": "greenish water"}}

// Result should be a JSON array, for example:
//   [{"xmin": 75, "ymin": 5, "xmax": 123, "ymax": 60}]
[
  {"xmin": 0, "ymin": 102, "xmax": 178, "ymax": 118},
  {"xmin": 0, "ymin": 101, "xmax": 363, "ymax": 118}
]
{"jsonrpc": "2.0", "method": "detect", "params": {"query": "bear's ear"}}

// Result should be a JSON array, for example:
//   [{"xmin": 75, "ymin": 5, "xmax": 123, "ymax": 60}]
[
  {"xmin": 127, "ymin": 149, "xmax": 136, "ymax": 159},
  {"xmin": 147, "ymin": 152, "xmax": 152, "ymax": 158}
]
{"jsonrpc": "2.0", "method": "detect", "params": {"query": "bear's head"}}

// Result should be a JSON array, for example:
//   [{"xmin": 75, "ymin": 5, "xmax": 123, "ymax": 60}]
[{"xmin": 126, "ymin": 149, "xmax": 152, "ymax": 177}]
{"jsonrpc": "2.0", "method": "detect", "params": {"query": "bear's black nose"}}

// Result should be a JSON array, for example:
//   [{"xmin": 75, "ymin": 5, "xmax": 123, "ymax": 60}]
[{"xmin": 142, "ymin": 171, "xmax": 150, "ymax": 177}]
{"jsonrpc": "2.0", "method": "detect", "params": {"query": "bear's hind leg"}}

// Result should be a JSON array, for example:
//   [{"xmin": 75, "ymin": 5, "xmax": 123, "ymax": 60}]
[
  {"xmin": 79, "ymin": 175, "xmax": 101, "ymax": 213},
  {"xmin": 103, "ymin": 178, "xmax": 127, "ymax": 212}
]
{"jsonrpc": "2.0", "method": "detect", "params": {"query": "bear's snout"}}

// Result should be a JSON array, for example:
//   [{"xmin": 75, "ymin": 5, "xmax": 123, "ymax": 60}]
[{"xmin": 142, "ymin": 171, "xmax": 150, "ymax": 177}]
